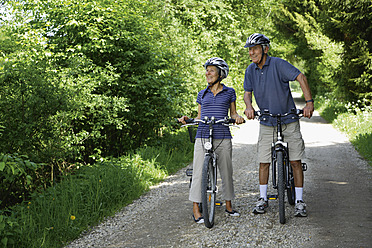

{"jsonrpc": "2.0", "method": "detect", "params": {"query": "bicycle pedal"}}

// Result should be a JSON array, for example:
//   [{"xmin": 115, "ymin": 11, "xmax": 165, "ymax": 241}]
[
  {"xmin": 186, "ymin": 168, "xmax": 193, "ymax": 176},
  {"xmin": 302, "ymin": 163, "xmax": 307, "ymax": 171},
  {"xmin": 215, "ymin": 201, "xmax": 223, "ymax": 206},
  {"xmin": 268, "ymin": 194, "xmax": 277, "ymax": 200}
]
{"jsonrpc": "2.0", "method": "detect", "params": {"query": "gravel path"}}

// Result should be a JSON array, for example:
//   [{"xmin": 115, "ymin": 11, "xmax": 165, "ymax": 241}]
[{"xmin": 66, "ymin": 96, "xmax": 372, "ymax": 248}]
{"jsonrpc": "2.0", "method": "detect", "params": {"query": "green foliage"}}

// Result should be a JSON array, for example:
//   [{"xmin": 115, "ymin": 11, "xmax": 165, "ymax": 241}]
[
  {"xmin": 0, "ymin": 128, "xmax": 193, "ymax": 248},
  {"xmin": 0, "ymin": 0, "xmax": 190, "ymax": 168},
  {"xmin": 315, "ymin": 95, "xmax": 372, "ymax": 165},
  {"xmin": 0, "ymin": 213, "xmax": 20, "ymax": 248},
  {"xmin": 136, "ymin": 128, "xmax": 195, "ymax": 175},
  {"xmin": 0, "ymin": 0, "xmax": 371, "ymax": 246},
  {"xmin": 0, "ymin": 0, "xmax": 278, "ymax": 172},
  {"xmin": 272, "ymin": 0, "xmax": 372, "ymax": 103},
  {"xmin": 0, "ymin": 154, "xmax": 42, "ymax": 209},
  {"xmin": 314, "ymin": 94, "xmax": 348, "ymax": 122},
  {"xmin": 1, "ymin": 159, "xmax": 160, "ymax": 248},
  {"xmin": 319, "ymin": 0, "xmax": 372, "ymax": 102},
  {"xmin": 334, "ymin": 100, "xmax": 372, "ymax": 164}
]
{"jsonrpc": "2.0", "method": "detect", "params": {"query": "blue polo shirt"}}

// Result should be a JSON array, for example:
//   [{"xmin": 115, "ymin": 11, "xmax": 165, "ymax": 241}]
[
  {"xmin": 243, "ymin": 56, "xmax": 301, "ymax": 126},
  {"xmin": 196, "ymin": 84, "xmax": 236, "ymax": 139}
]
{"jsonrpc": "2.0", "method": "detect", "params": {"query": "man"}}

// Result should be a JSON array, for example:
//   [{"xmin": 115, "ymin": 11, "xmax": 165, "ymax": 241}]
[{"xmin": 243, "ymin": 33, "xmax": 314, "ymax": 217}]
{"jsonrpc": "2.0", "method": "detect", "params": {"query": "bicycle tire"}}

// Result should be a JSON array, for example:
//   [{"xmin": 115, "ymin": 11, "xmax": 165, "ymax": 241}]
[
  {"xmin": 277, "ymin": 151, "xmax": 286, "ymax": 224},
  {"xmin": 287, "ymin": 165, "xmax": 296, "ymax": 205},
  {"xmin": 201, "ymin": 155, "xmax": 216, "ymax": 228}
]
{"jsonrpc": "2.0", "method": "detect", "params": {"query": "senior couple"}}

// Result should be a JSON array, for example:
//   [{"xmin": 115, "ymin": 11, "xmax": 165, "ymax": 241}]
[{"xmin": 178, "ymin": 33, "xmax": 314, "ymax": 224}]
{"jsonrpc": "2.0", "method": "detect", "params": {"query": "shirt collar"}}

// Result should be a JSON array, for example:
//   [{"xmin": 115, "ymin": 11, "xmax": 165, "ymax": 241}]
[
  {"xmin": 254, "ymin": 55, "xmax": 271, "ymax": 70},
  {"xmin": 202, "ymin": 84, "xmax": 227, "ymax": 98}
]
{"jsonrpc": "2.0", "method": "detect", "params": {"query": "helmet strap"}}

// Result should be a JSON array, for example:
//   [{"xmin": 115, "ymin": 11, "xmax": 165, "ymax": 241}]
[
  {"xmin": 256, "ymin": 46, "xmax": 266, "ymax": 66},
  {"xmin": 208, "ymin": 77, "xmax": 222, "ymax": 88}
]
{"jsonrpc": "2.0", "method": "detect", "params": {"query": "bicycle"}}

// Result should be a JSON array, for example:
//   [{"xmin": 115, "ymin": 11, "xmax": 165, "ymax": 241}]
[
  {"xmin": 255, "ymin": 109, "xmax": 307, "ymax": 224},
  {"xmin": 179, "ymin": 116, "xmax": 238, "ymax": 228}
]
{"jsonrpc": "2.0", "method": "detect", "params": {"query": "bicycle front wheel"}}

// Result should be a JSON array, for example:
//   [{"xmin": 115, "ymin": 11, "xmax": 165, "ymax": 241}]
[
  {"xmin": 277, "ymin": 151, "xmax": 286, "ymax": 224},
  {"xmin": 201, "ymin": 155, "xmax": 216, "ymax": 228}
]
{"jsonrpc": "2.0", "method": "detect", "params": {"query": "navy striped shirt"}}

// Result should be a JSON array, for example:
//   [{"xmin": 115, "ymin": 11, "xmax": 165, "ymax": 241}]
[{"xmin": 195, "ymin": 84, "xmax": 236, "ymax": 139}]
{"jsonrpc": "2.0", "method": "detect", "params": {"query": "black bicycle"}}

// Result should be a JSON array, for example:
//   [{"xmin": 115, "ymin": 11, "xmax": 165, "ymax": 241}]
[
  {"xmin": 255, "ymin": 109, "xmax": 307, "ymax": 224},
  {"xmin": 180, "ymin": 116, "xmax": 237, "ymax": 228}
]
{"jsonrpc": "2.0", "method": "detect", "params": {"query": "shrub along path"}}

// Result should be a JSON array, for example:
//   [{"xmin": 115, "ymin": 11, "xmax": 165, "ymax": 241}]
[{"xmin": 66, "ymin": 96, "xmax": 372, "ymax": 247}]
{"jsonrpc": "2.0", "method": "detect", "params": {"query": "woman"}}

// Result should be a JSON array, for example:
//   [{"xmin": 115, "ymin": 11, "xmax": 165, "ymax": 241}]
[{"xmin": 179, "ymin": 57, "xmax": 244, "ymax": 224}]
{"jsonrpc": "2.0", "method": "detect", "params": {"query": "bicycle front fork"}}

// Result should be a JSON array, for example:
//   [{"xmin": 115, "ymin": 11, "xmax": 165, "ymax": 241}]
[{"xmin": 271, "ymin": 155, "xmax": 308, "ymax": 190}]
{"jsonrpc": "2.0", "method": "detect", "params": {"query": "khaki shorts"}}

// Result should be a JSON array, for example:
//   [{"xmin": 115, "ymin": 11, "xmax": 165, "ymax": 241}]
[{"xmin": 258, "ymin": 121, "xmax": 305, "ymax": 163}]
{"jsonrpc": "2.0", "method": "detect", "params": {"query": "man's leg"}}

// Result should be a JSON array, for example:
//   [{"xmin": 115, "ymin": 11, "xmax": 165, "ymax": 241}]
[
  {"xmin": 290, "ymin": 160, "xmax": 307, "ymax": 217},
  {"xmin": 290, "ymin": 160, "xmax": 304, "ymax": 186},
  {"xmin": 259, "ymin": 162, "xmax": 270, "ymax": 200},
  {"xmin": 254, "ymin": 123, "xmax": 273, "ymax": 214},
  {"xmin": 252, "ymin": 162, "xmax": 270, "ymax": 214},
  {"xmin": 290, "ymin": 160, "xmax": 304, "ymax": 200}
]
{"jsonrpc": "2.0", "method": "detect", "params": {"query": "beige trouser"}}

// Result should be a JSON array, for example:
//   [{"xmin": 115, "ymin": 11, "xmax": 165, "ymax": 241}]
[
  {"xmin": 258, "ymin": 120, "xmax": 305, "ymax": 163},
  {"xmin": 189, "ymin": 138, "xmax": 235, "ymax": 203}
]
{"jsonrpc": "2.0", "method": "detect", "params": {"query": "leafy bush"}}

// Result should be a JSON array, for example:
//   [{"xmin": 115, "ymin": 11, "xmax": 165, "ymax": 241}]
[
  {"xmin": 315, "ymin": 96, "xmax": 372, "ymax": 165},
  {"xmin": 334, "ymin": 100, "xmax": 372, "ymax": 164},
  {"xmin": 2, "ymin": 155, "xmax": 164, "ymax": 248},
  {"xmin": 0, "ymin": 127, "xmax": 193, "ymax": 248},
  {"xmin": 0, "ymin": 0, "xmax": 190, "ymax": 174},
  {"xmin": 0, "ymin": 213, "xmax": 20, "ymax": 248},
  {"xmin": 0, "ymin": 154, "xmax": 42, "ymax": 209}
]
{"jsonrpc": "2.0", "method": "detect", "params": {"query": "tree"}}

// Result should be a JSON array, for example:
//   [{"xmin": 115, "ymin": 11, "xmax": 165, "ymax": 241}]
[
  {"xmin": 0, "ymin": 0, "xmax": 189, "ymax": 168},
  {"xmin": 271, "ymin": 0, "xmax": 372, "ymax": 103},
  {"xmin": 319, "ymin": 0, "xmax": 372, "ymax": 101}
]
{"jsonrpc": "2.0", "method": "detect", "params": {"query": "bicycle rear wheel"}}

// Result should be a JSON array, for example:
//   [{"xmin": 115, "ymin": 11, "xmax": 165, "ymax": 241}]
[
  {"xmin": 277, "ymin": 151, "xmax": 286, "ymax": 224},
  {"xmin": 201, "ymin": 155, "xmax": 216, "ymax": 228}
]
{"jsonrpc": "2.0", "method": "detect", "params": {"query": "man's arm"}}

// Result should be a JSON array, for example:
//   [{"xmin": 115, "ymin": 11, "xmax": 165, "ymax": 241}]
[
  {"xmin": 244, "ymin": 91, "xmax": 255, "ymax": 119},
  {"xmin": 296, "ymin": 73, "xmax": 314, "ymax": 118}
]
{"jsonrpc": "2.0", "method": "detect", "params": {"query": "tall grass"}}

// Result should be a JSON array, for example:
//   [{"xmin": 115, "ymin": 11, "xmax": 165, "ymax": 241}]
[
  {"xmin": 315, "ymin": 95, "xmax": 372, "ymax": 165},
  {"xmin": 0, "ymin": 128, "xmax": 194, "ymax": 248}
]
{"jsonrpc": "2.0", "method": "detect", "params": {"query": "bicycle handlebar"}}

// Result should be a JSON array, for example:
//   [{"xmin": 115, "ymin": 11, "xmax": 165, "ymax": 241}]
[
  {"xmin": 254, "ymin": 109, "xmax": 303, "ymax": 118},
  {"xmin": 177, "ymin": 116, "xmax": 242, "ymax": 127}
]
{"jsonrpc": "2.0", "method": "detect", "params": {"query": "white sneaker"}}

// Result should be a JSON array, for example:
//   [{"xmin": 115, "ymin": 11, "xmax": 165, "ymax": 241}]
[
  {"xmin": 295, "ymin": 200, "xmax": 307, "ymax": 217},
  {"xmin": 252, "ymin": 197, "xmax": 268, "ymax": 214},
  {"xmin": 193, "ymin": 215, "xmax": 204, "ymax": 224},
  {"xmin": 225, "ymin": 209, "xmax": 240, "ymax": 217}
]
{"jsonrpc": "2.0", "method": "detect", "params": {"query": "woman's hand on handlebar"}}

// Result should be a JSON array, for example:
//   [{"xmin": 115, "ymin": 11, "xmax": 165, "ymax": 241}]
[
  {"xmin": 234, "ymin": 115, "xmax": 245, "ymax": 124},
  {"xmin": 178, "ymin": 116, "xmax": 189, "ymax": 125},
  {"xmin": 244, "ymin": 107, "xmax": 255, "ymax": 120}
]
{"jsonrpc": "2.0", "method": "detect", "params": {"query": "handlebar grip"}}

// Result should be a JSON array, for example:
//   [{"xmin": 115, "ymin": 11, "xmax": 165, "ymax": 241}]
[
  {"xmin": 176, "ymin": 118, "xmax": 194, "ymax": 124},
  {"xmin": 226, "ymin": 118, "xmax": 245, "ymax": 124}
]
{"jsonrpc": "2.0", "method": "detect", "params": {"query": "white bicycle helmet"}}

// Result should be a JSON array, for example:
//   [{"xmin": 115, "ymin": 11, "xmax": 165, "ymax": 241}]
[
  {"xmin": 203, "ymin": 57, "xmax": 229, "ymax": 79},
  {"xmin": 244, "ymin": 33, "xmax": 270, "ymax": 48},
  {"xmin": 244, "ymin": 33, "xmax": 270, "ymax": 65}
]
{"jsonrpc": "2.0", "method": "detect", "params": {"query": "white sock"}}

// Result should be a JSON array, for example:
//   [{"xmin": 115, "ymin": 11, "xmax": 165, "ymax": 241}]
[
  {"xmin": 260, "ymin": 184, "xmax": 268, "ymax": 201},
  {"xmin": 295, "ymin": 187, "xmax": 303, "ymax": 202}
]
